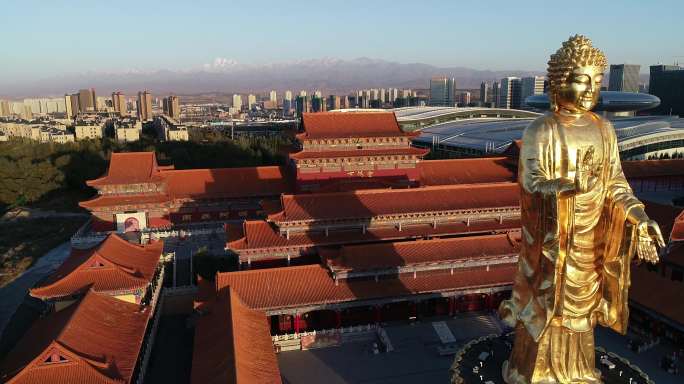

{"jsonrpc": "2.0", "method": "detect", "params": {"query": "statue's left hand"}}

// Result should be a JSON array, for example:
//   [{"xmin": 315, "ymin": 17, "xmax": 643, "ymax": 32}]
[{"xmin": 635, "ymin": 220, "xmax": 666, "ymax": 264}]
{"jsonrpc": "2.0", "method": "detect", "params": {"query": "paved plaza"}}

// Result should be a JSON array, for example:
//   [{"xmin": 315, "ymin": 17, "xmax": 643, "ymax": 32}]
[
  {"xmin": 278, "ymin": 313, "xmax": 681, "ymax": 384},
  {"xmin": 278, "ymin": 312, "xmax": 503, "ymax": 384}
]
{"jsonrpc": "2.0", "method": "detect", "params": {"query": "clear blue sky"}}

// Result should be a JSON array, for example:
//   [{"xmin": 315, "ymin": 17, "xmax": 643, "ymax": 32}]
[{"xmin": 1, "ymin": 0, "xmax": 681, "ymax": 81}]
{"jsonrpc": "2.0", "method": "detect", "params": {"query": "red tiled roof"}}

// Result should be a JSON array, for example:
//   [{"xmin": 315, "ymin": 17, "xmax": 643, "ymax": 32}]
[
  {"xmin": 323, "ymin": 233, "xmax": 520, "ymax": 271},
  {"xmin": 160, "ymin": 166, "xmax": 293, "ymax": 200},
  {"xmin": 215, "ymin": 263, "xmax": 516, "ymax": 311},
  {"xmin": 0, "ymin": 290, "xmax": 150, "ymax": 384},
  {"xmin": 622, "ymin": 159, "xmax": 684, "ymax": 178},
  {"xmin": 418, "ymin": 157, "xmax": 516, "ymax": 186},
  {"xmin": 272, "ymin": 183, "xmax": 520, "ymax": 222},
  {"xmin": 87, "ymin": 152, "xmax": 164, "ymax": 187},
  {"xmin": 671, "ymin": 210, "xmax": 684, "ymax": 242},
  {"xmin": 228, "ymin": 218, "xmax": 521, "ymax": 252},
  {"xmin": 191, "ymin": 287, "xmax": 281, "ymax": 384},
  {"xmin": 289, "ymin": 146, "xmax": 428, "ymax": 160},
  {"xmin": 30, "ymin": 234, "xmax": 162, "ymax": 300},
  {"xmin": 630, "ymin": 265, "xmax": 684, "ymax": 327},
  {"xmin": 299, "ymin": 112, "xmax": 414, "ymax": 139},
  {"xmin": 79, "ymin": 193, "xmax": 170, "ymax": 209}
]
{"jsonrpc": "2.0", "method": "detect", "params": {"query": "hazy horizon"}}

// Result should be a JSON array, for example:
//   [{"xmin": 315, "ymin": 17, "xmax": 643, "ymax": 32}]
[{"xmin": 1, "ymin": 0, "xmax": 681, "ymax": 97}]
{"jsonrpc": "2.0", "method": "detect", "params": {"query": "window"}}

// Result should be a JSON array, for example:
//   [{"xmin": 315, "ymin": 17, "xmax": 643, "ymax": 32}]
[
  {"xmin": 182, "ymin": 214, "xmax": 192, "ymax": 221},
  {"xmin": 219, "ymin": 212, "xmax": 230, "ymax": 219},
  {"xmin": 200, "ymin": 213, "xmax": 211, "ymax": 220}
]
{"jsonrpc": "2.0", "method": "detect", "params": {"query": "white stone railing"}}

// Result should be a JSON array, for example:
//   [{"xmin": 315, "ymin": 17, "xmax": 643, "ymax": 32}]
[
  {"xmin": 271, "ymin": 323, "xmax": 377, "ymax": 342},
  {"xmin": 135, "ymin": 269, "xmax": 165, "ymax": 384}
]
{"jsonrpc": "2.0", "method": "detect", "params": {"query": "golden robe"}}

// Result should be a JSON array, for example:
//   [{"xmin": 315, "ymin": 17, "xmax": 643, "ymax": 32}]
[{"xmin": 499, "ymin": 111, "xmax": 643, "ymax": 383}]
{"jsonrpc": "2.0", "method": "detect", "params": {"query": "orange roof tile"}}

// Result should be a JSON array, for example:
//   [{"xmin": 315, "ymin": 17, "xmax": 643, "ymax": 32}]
[
  {"xmin": 418, "ymin": 157, "xmax": 516, "ymax": 186},
  {"xmin": 289, "ymin": 146, "xmax": 428, "ymax": 160},
  {"xmin": 273, "ymin": 183, "xmax": 520, "ymax": 222},
  {"xmin": 630, "ymin": 265, "xmax": 684, "ymax": 328},
  {"xmin": 160, "ymin": 166, "xmax": 293, "ymax": 200},
  {"xmin": 191, "ymin": 287, "xmax": 281, "ymax": 384},
  {"xmin": 30, "ymin": 234, "xmax": 162, "ymax": 300},
  {"xmin": 228, "ymin": 218, "xmax": 521, "ymax": 252},
  {"xmin": 87, "ymin": 152, "xmax": 164, "ymax": 187},
  {"xmin": 215, "ymin": 263, "xmax": 516, "ymax": 311},
  {"xmin": 671, "ymin": 210, "xmax": 684, "ymax": 242},
  {"xmin": 0, "ymin": 290, "xmax": 149, "ymax": 384},
  {"xmin": 622, "ymin": 159, "xmax": 684, "ymax": 178},
  {"xmin": 323, "ymin": 234, "xmax": 520, "ymax": 271},
  {"xmin": 299, "ymin": 112, "xmax": 414, "ymax": 139}
]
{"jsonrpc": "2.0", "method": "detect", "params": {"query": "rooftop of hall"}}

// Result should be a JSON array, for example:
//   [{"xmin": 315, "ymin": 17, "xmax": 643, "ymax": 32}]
[
  {"xmin": 213, "ymin": 262, "xmax": 516, "ymax": 312},
  {"xmin": 0, "ymin": 290, "xmax": 150, "ymax": 384},
  {"xmin": 268, "ymin": 182, "xmax": 520, "ymax": 223},
  {"xmin": 297, "ymin": 111, "xmax": 417, "ymax": 140},
  {"xmin": 226, "ymin": 217, "xmax": 521, "ymax": 253},
  {"xmin": 320, "ymin": 232, "xmax": 521, "ymax": 274},
  {"xmin": 191, "ymin": 286, "xmax": 281, "ymax": 384},
  {"xmin": 30, "ymin": 233, "xmax": 163, "ymax": 300}
]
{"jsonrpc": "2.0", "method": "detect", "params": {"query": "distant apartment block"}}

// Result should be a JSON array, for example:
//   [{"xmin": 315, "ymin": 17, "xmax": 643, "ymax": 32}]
[
  {"xmin": 74, "ymin": 121, "xmax": 105, "ymax": 140},
  {"xmin": 112, "ymin": 91, "xmax": 127, "ymax": 117},
  {"xmin": 155, "ymin": 114, "xmax": 189, "ymax": 141},
  {"xmin": 429, "ymin": 77, "xmax": 456, "ymax": 106},
  {"xmin": 609, "ymin": 64, "xmax": 640, "ymax": 92},
  {"xmin": 115, "ymin": 118, "xmax": 142, "ymax": 142},
  {"xmin": 498, "ymin": 77, "xmax": 521, "ymax": 109},
  {"xmin": 163, "ymin": 95, "xmax": 181, "ymax": 120},
  {"xmin": 137, "ymin": 90, "xmax": 153, "ymax": 121},
  {"xmin": 521, "ymin": 76, "xmax": 545, "ymax": 106}
]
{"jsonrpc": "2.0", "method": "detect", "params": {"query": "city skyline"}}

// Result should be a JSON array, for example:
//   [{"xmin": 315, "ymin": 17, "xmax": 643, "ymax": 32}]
[{"xmin": 1, "ymin": 1, "xmax": 682, "ymax": 90}]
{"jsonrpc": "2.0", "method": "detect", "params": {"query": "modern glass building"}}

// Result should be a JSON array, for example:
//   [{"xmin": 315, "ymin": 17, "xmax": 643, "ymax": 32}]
[
  {"xmin": 428, "ymin": 77, "xmax": 456, "ymax": 107},
  {"xmin": 649, "ymin": 65, "xmax": 684, "ymax": 116},
  {"xmin": 608, "ymin": 64, "xmax": 640, "ymax": 93}
]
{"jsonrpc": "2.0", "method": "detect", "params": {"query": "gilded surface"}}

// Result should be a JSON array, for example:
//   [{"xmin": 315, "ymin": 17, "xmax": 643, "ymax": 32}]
[{"xmin": 499, "ymin": 35, "xmax": 665, "ymax": 383}]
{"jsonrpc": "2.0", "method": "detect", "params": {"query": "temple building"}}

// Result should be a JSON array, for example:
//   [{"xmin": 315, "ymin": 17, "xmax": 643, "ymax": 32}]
[
  {"xmin": 30, "ymin": 234, "xmax": 163, "ymax": 308},
  {"xmin": 43, "ymin": 111, "xmax": 684, "ymax": 382},
  {"xmin": 291, "ymin": 112, "xmax": 428, "ymax": 191},
  {"xmin": 0, "ymin": 291, "xmax": 150, "ymax": 384},
  {"xmin": 79, "ymin": 151, "xmax": 293, "ymax": 233}
]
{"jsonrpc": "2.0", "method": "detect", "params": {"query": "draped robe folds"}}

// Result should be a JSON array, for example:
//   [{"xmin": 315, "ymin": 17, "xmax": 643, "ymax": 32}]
[{"xmin": 498, "ymin": 112, "xmax": 643, "ymax": 383}]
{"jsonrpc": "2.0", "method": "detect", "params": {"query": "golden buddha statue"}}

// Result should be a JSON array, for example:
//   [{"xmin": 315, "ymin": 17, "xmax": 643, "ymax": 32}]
[{"xmin": 499, "ymin": 35, "xmax": 665, "ymax": 383}]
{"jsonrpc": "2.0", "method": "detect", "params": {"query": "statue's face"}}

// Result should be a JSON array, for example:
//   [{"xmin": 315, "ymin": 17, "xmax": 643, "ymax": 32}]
[{"xmin": 556, "ymin": 66, "xmax": 603, "ymax": 113}]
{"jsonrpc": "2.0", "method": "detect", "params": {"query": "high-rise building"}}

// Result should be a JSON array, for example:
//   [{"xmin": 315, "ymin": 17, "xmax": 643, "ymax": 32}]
[
  {"xmin": 459, "ymin": 92, "xmax": 471, "ymax": 106},
  {"xmin": 163, "ymin": 95, "xmax": 180, "ymax": 120},
  {"xmin": 112, "ymin": 92, "xmax": 127, "ymax": 117},
  {"xmin": 326, "ymin": 95, "xmax": 341, "ymax": 111},
  {"xmin": 429, "ymin": 77, "xmax": 456, "ymax": 106},
  {"xmin": 480, "ymin": 82, "xmax": 489, "ymax": 103},
  {"xmin": 649, "ymin": 64, "xmax": 684, "ymax": 116},
  {"xmin": 78, "ymin": 89, "xmax": 94, "ymax": 112},
  {"xmin": 90, "ymin": 88, "xmax": 97, "ymax": 111},
  {"xmin": 608, "ymin": 64, "xmax": 640, "ymax": 92},
  {"xmin": 285, "ymin": 90, "xmax": 292, "ymax": 101},
  {"xmin": 21, "ymin": 104, "xmax": 33, "ymax": 120},
  {"xmin": 299, "ymin": 90, "xmax": 307, "ymax": 97},
  {"xmin": 64, "ymin": 95, "xmax": 74, "ymax": 118},
  {"xmin": 232, "ymin": 94, "xmax": 243, "ymax": 110},
  {"xmin": 137, "ymin": 91, "xmax": 153, "ymax": 121},
  {"xmin": 248, "ymin": 94, "xmax": 257, "ymax": 110},
  {"xmin": 520, "ymin": 76, "xmax": 545, "ymax": 106},
  {"xmin": 295, "ymin": 95, "xmax": 310, "ymax": 116},
  {"xmin": 0, "ymin": 100, "xmax": 10, "ymax": 117},
  {"xmin": 269, "ymin": 90, "xmax": 277, "ymax": 103},
  {"xmin": 498, "ymin": 77, "xmax": 521, "ymax": 109}
]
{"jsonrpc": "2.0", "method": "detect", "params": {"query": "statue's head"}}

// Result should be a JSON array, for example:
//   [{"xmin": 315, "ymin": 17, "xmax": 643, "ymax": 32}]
[{"xmin": 547, "ymin": 35, "xmax": 607, "ymax": 113}]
